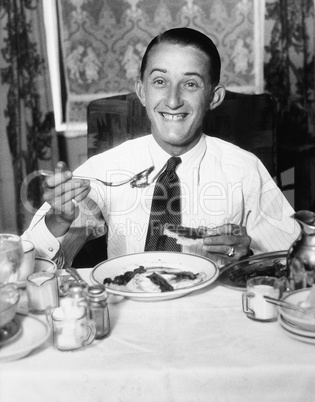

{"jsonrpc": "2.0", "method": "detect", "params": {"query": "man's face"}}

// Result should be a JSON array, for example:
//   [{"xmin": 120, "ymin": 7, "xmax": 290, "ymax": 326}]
[{"xmin": 136, "ymin": 43, "xmax": 221, "ymax": 155}]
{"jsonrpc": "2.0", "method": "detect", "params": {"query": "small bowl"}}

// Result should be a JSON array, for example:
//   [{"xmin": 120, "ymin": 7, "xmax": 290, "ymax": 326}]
[
  {"xmin": 0, "ymin": 283, "xmax": 20, "ymax": 328},
  {"xmin": 280, "ymin": 288, "xmax": 315, "ymax": 332}
]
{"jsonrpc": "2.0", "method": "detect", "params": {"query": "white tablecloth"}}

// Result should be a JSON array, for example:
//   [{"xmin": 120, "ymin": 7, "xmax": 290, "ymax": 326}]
[{"xmin": 1, "ymin": 268, "xmax": 315, "ymax": 402}]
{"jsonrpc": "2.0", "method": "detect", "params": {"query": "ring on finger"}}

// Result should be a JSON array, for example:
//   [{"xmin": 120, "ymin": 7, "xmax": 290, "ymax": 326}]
[
  {"xmin": 72, "ymin": 199, "xmax": 79, "ymax": 207},
  {"xmin": 227, "ymin": 246, "xmax": 235, "ymax": 257}
]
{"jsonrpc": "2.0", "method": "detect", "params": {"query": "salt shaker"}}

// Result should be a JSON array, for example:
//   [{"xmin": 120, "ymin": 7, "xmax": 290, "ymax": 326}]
[
  {"xmin": 87, "ymin": 285, "xmax": 110, "ymax": 339},
  {"xmin": 68, "ymin": 282, "xmax": 89, "ymax": 309}
]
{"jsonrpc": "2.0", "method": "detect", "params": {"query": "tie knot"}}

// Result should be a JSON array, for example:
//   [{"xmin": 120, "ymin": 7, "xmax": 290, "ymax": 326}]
[{"xmin": 165, "ymin": 157, "xmax": 182, "ymax": 173}]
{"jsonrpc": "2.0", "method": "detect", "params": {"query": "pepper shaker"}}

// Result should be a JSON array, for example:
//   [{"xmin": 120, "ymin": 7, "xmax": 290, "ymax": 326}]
[{"xmin": 87, "ymin": 285, "xmax": 110, "ymax": 339}]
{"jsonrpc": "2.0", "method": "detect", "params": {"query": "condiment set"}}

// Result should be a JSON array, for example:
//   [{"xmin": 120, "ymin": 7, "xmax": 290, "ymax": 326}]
[
  {"xmin": 0, "ymin": 234, "xmax": 111, "ymax": 351},
  {"xmin": 49, "ymin": 276, "xmax": 111, "ymax": 351}
]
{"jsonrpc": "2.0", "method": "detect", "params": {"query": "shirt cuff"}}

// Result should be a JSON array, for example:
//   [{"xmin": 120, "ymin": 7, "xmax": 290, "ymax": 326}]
[{"xmin": 29, "ymin": 216, "xmax": 61, "ymax": 259}]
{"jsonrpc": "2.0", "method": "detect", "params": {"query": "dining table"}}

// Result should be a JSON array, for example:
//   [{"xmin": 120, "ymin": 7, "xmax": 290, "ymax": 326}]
[{"xmin": 1, "ymin": 266, "xmax": 315, "ymax": 402}]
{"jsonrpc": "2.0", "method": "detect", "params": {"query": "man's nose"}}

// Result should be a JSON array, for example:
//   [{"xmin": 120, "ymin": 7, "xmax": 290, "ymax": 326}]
[{"xmin": 165, "ymin": 85, "xmax": 183, "ymax": 109}]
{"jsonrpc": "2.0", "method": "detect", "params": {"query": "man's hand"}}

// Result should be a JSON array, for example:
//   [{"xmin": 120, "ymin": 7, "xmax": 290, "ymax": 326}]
[
  {"xmin": 43, "ymin": 162, "xmax": 91, "ymax": 237},
  {"xmin": 202, "ymin": 224, "xmax": 251, "ymax": 262}
]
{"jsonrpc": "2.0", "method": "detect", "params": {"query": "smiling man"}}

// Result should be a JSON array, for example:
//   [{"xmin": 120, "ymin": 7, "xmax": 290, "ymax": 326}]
[
  {"xmin": 135, "ymin": 34, "xmax": 225, "ymax": 156},
  {"xmin": 23, "ymin": 28, "xmax": 299, "ymax": 268}
]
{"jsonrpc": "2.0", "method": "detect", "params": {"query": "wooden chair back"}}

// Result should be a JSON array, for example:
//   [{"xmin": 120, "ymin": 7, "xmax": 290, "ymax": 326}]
[{"xmin": 87, "ymin": 90, "xmax": 277, "ymax": 176}]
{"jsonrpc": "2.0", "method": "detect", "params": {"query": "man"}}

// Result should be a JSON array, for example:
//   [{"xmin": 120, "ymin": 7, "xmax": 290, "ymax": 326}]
[{"xmin": 23, "ymin": 28, "xmax": 299, "ymax": 268}]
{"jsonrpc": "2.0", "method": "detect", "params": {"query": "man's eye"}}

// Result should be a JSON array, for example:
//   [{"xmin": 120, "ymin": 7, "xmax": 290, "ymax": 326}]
[
  {"xmin": 152, "ymin": 79, "xmax": 166, "ymax": 86},
  {"xmin": 185, "ymin": 82, "xmax": 199, "ymax": 89}
]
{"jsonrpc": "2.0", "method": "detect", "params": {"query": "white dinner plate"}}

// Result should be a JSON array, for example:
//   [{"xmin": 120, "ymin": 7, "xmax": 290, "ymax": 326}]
[
  {"xmin": 0, "ymin": 314, "xmax": 50, "ymax": 362},
  {"xmin": 91, "ymin": 251, "xmax": 219, "ymax": 301}
]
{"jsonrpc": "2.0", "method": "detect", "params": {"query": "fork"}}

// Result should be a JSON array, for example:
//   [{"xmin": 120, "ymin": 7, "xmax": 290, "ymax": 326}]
[{"xmin": 38, "ymin": 166, "xmax": 155, "ymax": 188}]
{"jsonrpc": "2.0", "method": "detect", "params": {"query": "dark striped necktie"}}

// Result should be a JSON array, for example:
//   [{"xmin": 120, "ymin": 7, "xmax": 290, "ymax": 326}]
[{"xmin": 145, "ymin": 156, "xmax": 182, "ymax": 252}]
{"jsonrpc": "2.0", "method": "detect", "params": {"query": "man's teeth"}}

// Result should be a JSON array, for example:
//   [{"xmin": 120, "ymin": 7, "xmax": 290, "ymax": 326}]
[{"xmin": 161, "ymin": 113, "xmax": 186, "ymax": 120}]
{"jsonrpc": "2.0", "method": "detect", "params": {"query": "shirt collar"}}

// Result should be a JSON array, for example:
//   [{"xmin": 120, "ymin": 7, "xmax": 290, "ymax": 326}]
[{"xmin": 148, "ymin": 134, "xmax": 207, "ymax": 183}]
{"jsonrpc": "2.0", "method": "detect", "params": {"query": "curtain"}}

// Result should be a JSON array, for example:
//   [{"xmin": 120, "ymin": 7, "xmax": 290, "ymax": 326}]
[
  {"xmin": 264, "ymin": 0, "xmax": 315, "ymax": 210},
  {"xmin": 0, "ymin": 0, "xmax": 58, "ymax": 234},
  {"xmin": 264, "ymin": 0, "xmax": 314, "ymax": 143}
]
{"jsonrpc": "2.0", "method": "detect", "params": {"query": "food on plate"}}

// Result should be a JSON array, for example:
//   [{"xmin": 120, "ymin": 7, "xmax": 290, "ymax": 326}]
[
  {"xmin": 146, "ymin": 272, "xmax": 174, "ymax": 292},
  {"xmin": 103, "ymin": 266, "xmax": 206, "ymax": 293},
  {"xmin": 163, "ymin": 224, "xmax": 207, "ymax": 246},
  {"xmin": 103, "ymin": 266, "xmax": 146, "ymax": 286},
  {"xmin": 227, "ymin": 259, "xmax": 287, "ymax": 288}
]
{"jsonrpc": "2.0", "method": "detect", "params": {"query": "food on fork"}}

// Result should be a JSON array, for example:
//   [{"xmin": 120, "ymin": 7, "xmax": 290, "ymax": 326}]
[{"xmin": 103, "ymin": 266, "xmax": 206, "ymax": 293}]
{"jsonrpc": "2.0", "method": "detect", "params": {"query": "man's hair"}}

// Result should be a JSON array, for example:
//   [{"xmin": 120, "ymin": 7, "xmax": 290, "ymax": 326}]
[{"xmin": 140, "ymin": 27, "xmax": 221, "ymax": 86}]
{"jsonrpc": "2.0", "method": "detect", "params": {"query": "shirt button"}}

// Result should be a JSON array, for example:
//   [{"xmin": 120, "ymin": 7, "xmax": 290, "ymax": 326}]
[{"xmin": 48, "ymin": 247, "xmax": 53, "ymax": 252}]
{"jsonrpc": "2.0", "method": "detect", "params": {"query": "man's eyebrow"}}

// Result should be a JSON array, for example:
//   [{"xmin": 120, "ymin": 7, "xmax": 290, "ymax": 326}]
[
  {"xmin": 184, "ymin": 72, "xmax": 205, "ymax": 81},
  {"xmin": 149, "ymin": 68, "xmax": 167, "ymax": 75},
  {"xmin": 149, "ymin": 69, "xmax": 205, "ymax": 81}
]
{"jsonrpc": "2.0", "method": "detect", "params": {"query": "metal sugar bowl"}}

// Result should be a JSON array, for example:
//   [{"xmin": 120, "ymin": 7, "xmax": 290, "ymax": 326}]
[{"xmin": 287, "ymin": 210, "xmax": 315, "ymax": 290}]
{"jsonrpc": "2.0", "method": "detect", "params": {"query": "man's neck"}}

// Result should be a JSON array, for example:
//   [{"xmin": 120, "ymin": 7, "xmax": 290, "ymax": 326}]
[{"xmin": 151, "ymin": 134, "xmax": 203, "ymax": 157}]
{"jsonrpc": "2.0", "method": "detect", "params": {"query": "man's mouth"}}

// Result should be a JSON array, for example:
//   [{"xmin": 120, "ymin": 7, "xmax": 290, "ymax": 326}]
[{"xmin": 159, "ymin": 112, "xmax": 188, "ymax": 121}]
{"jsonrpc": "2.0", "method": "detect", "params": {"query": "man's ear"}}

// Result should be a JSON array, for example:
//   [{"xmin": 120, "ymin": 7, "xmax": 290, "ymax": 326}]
[
  {"xmin": 135, "ymin": 80, "xmax": 146, "ymax": 107},
  {"xmin": 209, "ymin": 85, "xmax": 226, "ymax": 111}
]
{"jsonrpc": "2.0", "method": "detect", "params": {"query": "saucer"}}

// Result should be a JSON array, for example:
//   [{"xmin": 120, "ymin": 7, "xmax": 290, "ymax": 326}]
[
  {"xmin": 279, "ymin": 315, "xmax": 315, "ymax": 338},
  {"xmin": 0, "ymin": 314, "xmax": 50, "ymax": 362},
  {"xmin": 0, "ymin": 318, "xmax": 22, "ymax": 346},
  {"xmin": 279, "ymin": 315, "xmax": 315, "ymax": 345}
]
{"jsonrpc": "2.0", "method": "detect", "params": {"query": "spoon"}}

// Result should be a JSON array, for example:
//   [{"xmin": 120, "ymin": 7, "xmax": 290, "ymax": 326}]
[
  {"xmin": 264, "ymin": 295, "xmax": 315, "ymax": 317},
  {"xmin": 66, "ymin": 267, "xmax": 88, "ymax": 287},
  {"xmin": 38, "ymin": 166, "xmax": 155, "ymax": 188}
]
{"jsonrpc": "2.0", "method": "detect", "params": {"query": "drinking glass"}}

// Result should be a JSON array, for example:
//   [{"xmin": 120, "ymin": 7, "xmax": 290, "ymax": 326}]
[
  {"xmin": 0, "ymin": 234, "xmax": 24, "ymax": 284},
  {"xmin": 242, "ymin": 276, "xmax": 281, "ymax": 322}
]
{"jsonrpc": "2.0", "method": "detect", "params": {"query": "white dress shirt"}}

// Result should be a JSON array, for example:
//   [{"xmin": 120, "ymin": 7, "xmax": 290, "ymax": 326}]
[{"xmin": 23, "ymin": 134, "xmax": 299, "ymax": 267}]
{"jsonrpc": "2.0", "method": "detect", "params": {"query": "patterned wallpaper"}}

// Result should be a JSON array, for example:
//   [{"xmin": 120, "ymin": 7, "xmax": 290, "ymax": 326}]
[{"xmin": 57, "ymin": 0, "xmax": 258, "ymax": 125}]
